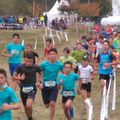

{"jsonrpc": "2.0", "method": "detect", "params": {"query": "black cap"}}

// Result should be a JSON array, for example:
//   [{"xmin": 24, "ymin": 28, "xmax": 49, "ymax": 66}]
[{"xmin": 83, "ymin": 55, "xmax": 89, "ymax": 61}]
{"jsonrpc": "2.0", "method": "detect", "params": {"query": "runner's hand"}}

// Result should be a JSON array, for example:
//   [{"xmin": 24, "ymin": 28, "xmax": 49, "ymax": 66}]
[
  {"xmin": 94, "ymin": 70, "xmax": 98, "ymax": 75},
  {"xmin": 9, "ymin": 54, "xmax": 13, "ymax": 58},
  {"xmin": 2, "ymin": 103, "xmax": 11, "ymax": 111},
  {"xmin": 20, "ymin": 73, "xmax": 25, "ymax": 80},
  {"xmin": 57, "ymin": 79, "xmax": 63, "ymax": 90},
  {"xmin": 104, "ymin": 63, "xmax": 111, "ymax": 68},
  {"xmin": 89, "ymin": 76, "xmax": 94, "ymax": 81},
  {"xmin": 36, "ymin": 82, "xmax": 43, "ymax": 90}
]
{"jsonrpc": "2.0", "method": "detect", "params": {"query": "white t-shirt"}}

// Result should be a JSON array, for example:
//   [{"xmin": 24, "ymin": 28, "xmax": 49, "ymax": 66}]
[
  {"xmin": 95, "ymin": 42, "xmax": 103, "ymax": 56},
  {"xmin": 78, "ymin": 65, "xmax": 93, "ymax": 82}
]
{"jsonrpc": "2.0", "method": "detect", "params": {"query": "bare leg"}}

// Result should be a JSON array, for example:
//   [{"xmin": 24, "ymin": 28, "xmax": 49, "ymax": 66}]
[
  {"xmin": 25, "ymin": 98, "xmax": 34, "ymax": 119},
  {"xmin": 49, "ymin": 101, "xmax": 56, "ymax": 120},
  {"xmin": 100, "ymin": 79, "xmax": 105, "ymax": 95},
  {"xmin": 63, "ymin": 99, "xmax": 72, "ymax": 120}
]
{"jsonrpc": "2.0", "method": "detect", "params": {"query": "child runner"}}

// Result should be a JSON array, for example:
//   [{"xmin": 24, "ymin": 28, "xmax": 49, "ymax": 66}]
[
  {"xmin": 0, "ymin": 68, "xmax": 20, "ymax": 120},
  {"xmin": 40, "ymin": 48, "xmax": 63, "ymax": 120},
  {"xmin": 57, "ymin": 61, "xmax": 79, "ymax": 120},
  {"xmin": 94, "ymin": 41, "xmax": 116, "ymax": 94},
  {"xmin": 78, "ymin": 56, "xmax": 94, "ymax": 119},
  {"xmin": 23, "ymin": 44, "xmax": 40, "ymax": 64},
  {"xmin": 72, "ymin": 43, "xmax": 86, "ymax": 73},
  {"xmin": 2, "ymin": 33, "xmax": 25, "ymax": 89},
  {"xmin": 44, "ymin": 38, "xmax": 54, "ymax": 59},
  {"xmin": 2, "ymin": 33, "xmax": 25, "ymax": 77},
  {"xmin": 59, "ymin": 47, "xmax": 76, "ymax": 65},
  {"xmin": 95, "ymin": 35, "xmax": 103, "ymax": 57},
  {"xmin": 13, "ymin": 53, "xmax": 41, "ymax": 120}
]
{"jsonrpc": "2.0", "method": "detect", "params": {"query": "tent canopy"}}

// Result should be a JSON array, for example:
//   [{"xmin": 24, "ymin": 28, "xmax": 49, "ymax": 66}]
[
  {"xmin": 46, "ymin": 0, "xmax": 69, "ymax": 22},
  {"xmin": 48, "ymin": 0, "xmax": 61, "ymax": 15}
]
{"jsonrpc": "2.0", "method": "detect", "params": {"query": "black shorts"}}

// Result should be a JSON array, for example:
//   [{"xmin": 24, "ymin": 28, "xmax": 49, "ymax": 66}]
[
  {"xmin": 99, "ymin": 74, "xmax": 110, "ymax": 81},
  {"xmin": 41, "ymin": 86, "xmax": 58, "ymax": 105},
  {"xmin": 62, "ymin": 96, "xmax": 75, "ymax": 104},
  {"xmin": 20, "ymin": 85, "xmax": 37, "ymax": 106},
  {"xmin": 81, "ymin": 82, "xmax": 91, "ymax": 92}
]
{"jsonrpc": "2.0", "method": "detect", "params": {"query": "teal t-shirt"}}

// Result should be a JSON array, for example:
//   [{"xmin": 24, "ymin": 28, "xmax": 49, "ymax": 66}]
[
  {"xmin": 40, "ymin": 60, "xmax": 63, "ymax": 84},
  {"xmin": 5, "ymin": 42, "xmax": 25, "ymax": 63},
  {"xmin": 0, "ymin": 87, "xmax": 19, "ymax": 120},
  {"xmin": 57, "ymin": 72, "xmax": 79, "ymax": 96}
]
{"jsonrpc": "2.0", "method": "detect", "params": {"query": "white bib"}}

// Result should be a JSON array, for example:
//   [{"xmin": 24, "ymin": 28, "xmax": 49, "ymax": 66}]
[
  {"xmin": 63, "ymin": 91, "xmax": 73, "ymax": 96},
  {"xmin": 82, "ymin": 78, "xmax": 89, "ymax": 84},
  {"xmin": 45, "ymin": 81, "xmax": 55, "ymax": 87},
  {"xmin": 22, "ymin": 86, "xmax": 33, "ymax": 93}
]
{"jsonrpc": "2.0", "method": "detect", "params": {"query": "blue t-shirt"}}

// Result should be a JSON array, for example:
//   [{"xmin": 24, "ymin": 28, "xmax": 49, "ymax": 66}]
[
  {"xmin": 5, "ymin": 42, "xmax": 25, "ymax": 63},
  {"xmin": 0, "ymin": 87, "xmax": 19, "ymax": 120},
  {"xmin": 97, "ymin": 52, "xmax": 114, "ymax": 74},
  {"xmin": 57, "ymin": 72, "xmax": 79, "ymax": 96},
  {"xmin": 40, "ymin": 60, "xmax": 63, "ymax": 84}
]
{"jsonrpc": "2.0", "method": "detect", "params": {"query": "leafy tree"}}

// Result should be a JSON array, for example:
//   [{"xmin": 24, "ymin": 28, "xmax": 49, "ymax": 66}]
[{"xmin": 99, "ymin": 0, "xmax": 112, "ymax": 16}]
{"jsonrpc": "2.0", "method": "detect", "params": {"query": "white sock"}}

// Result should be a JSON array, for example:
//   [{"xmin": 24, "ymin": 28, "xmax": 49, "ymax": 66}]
[{"xmin": 84, "ymin": 98, "xmax": 91, "ymax": 107}]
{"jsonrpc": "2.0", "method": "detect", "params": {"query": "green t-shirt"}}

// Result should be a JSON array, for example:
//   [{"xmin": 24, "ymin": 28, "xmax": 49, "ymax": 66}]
[
  {"xmin": 59, "ymin": 56, "xmax": 76, "ymax": 65},
  {"xmin": 71, "ymin": 50, "xmax": 86, "ymax": 63},
  {"xmin": 113, "ymin": 38, "xmax": 120, "ymax": 54}
]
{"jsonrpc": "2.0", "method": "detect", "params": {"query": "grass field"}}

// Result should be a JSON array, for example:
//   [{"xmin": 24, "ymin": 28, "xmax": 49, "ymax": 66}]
[{"xmin": 0, "ymin": 28, "xmax": 120, "ymax": 120}]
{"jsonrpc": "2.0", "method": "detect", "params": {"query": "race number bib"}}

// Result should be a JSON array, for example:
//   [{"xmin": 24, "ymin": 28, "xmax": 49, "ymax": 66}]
[
  {"xmin": 63, "ymin": 91, "xmax": 73, "ymax": 96},
  {"xmin": 11, "ymin": 50, "xmax": 19, "ymax": 55},
  {"xmin": 22, "ymin": 86, "xmax": 33, "ymax": 93},
  {"xmin": 82, "ymin": 78, "xmax": 89, "ymax": 84},
  {"xmin": 45, "ymin": 81, "xmax": 55, "ymax": 87}
]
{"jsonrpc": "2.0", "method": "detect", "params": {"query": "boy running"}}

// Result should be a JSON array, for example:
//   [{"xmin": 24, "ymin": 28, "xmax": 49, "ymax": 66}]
[
  {"xmin": 13, "ymin": 53, "xmax": 41, "ymax": 120},
  {"xmin": 2, "ymin": 33, "xmax": 25, "ymax": 89},
  {"xmin": 40, "ymin": 48, "xmax": 63, "ymax": 120},
  {"xmin": 72, "ymin": 43, "xmax": 86, "ymax": 73},
  {"xmin": 23, "ymin": 44, "xmax": 40, "ymax": 64},
  {"xmin": 94, "ymin": 41, "xmax": 116, "ymax": 94},
  {"xmin": 0, "ymin": 68, "xmax": 20, "ymax": 120},
  {"xmin": 44, "ymin": 38, "xmax": 54, "ymax": 59},
  {"xmin": 57, "ymin": 61, "xmax": 79, "ymax": 120},
  {"xmin": 78, "ymin": 56, "xmax": 94, "ymax": 119},
  {"xmin": 59, "ymin": 47, "xmax": 76, "ymax": 65},
  {"xmin": 2, "ymin": 33, "xmax": 25, "ymax": 76}
]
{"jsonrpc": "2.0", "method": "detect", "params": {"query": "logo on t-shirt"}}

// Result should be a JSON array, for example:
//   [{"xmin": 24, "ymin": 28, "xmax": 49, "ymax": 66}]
[{"xmin": 11, "ymin": 50, "xmax": 20, "ymax": 55}]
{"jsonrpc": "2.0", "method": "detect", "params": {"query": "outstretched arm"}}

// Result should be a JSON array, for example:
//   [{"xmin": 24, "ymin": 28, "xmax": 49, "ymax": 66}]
[{"xmin": 2, "ymin": 103, "xmax": 20, "ymax": 111}]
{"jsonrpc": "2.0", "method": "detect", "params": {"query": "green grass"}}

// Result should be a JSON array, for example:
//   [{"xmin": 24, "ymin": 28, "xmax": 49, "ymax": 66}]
[{"xmin": 0, "ymin": 28, "xmax": 120, "ymax": 120}]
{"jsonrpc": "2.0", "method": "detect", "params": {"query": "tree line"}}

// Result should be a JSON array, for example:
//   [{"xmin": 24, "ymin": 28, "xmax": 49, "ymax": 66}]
[{"xmin": 0, "ymin": 0, "xmax": 111, "ymax": 16}]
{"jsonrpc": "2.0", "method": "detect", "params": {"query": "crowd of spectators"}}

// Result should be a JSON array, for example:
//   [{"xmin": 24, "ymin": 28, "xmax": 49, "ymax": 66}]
[{"xmin": 0, "ymin": 15, "xmax": 48, "ymax": 28}]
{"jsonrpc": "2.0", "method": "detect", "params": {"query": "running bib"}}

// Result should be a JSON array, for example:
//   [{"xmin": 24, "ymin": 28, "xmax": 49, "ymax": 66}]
[
  {"xmin": 22, "ymin": 86, "xmax": 33, "ymax": 93},
  {"xmin": 63, "ymin": 91, "xmax": 73, "ymax": 96},
  {"xmin": 82, "ymin": 78, "xmax": 89, "ymax": 84},
  {"xmin": 11, "ymin": 50, "xmax": 20, "ymax": 55},
  {"xmin": 45, "ymin": 81, "xmax": 56, "ymax": 87}
]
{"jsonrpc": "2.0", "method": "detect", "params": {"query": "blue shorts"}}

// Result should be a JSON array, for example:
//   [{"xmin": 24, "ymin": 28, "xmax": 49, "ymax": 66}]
[
  {"xmin": 41, "ymin": 86, "xmax": 58, "ymax": 105},
  {"xmin": 9, "ymin": 63, "xmax": 20, "ymax": 76}
]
